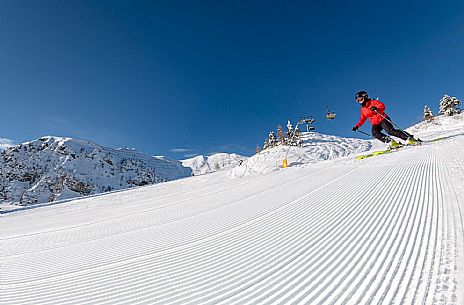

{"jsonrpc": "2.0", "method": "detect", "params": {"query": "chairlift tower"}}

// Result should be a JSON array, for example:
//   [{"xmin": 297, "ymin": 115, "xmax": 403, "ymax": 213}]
[{"xmin": 299, "ymin": 115, "xmax": 316, "ymax": 132}]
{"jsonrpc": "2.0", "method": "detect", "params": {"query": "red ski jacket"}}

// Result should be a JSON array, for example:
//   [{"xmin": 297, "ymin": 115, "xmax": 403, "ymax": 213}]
[{"xmin": 355, "ymin": 99, "xmax": 387, "ymax": 128}]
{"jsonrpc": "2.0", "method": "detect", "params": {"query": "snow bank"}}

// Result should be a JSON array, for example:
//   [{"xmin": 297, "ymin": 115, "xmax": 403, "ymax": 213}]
[
  {"xmin": 408, "ymin": 112, "xmax": 464, "ymax": 140},
  {"xmin": 182, "ymin": 153, "xmax": 247, "ymax": 176},
  {"xmin": 229, "ymin": 132, "xmax": 371, "ymax": 177}
]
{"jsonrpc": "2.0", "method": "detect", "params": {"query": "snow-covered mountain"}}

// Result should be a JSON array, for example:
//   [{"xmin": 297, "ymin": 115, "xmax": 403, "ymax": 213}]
[
  {"xmin": 182, "ymin": 153, "xmax": 248, "ymax": 175},
  {"xmin": 1, "ymin": 114, "xmax": 464, "ymax": 304},
  {"xmin": 0, "ymin": 136, "xmax": 191, "ymax": 205},
  {"xmin": 0, "ymin": 137, "xmax": 14, "ymax": 151},
  {"xmin": 230, "ymin": 132, "xmax": 371, "ymax": 177}
]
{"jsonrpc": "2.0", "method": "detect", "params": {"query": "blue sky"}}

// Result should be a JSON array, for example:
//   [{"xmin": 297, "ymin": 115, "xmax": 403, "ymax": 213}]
[{"xmin": 0, "ymin": 1, "xmax": 463, "ymax": 159}]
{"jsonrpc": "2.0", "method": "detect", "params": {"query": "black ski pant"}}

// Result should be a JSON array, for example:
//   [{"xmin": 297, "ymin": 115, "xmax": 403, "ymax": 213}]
[{"xmin": 372, "ymin": 117, "xmax": 410, "ymax": 143}]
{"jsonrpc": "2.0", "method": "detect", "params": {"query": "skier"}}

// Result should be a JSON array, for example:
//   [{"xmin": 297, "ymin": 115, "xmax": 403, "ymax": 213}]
[{"xmin": 352, "ymin": 90, "xmax": 417, "ymax": 148}]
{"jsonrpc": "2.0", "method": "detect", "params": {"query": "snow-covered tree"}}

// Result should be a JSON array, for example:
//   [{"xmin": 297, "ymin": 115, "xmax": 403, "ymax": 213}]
[
  {"xmin": 268, "ymin": 131, "xmax": 277, "ymax": 147},
  {"xmin": 286, "ymin": 120, "xmax": 294, "ymax": 138},
  {"xmin": 292, "ymin": 127, "xmax": 303, "ymax": 147},
  {"xmin": 287, "ymin": 124, "xmax": 302, "ymax": 147},
  {"xmin": 286, "ymin": 120, "xmax": 299, "ymax": 146},
  {"xmin": 423, "ymin": 105, "xmax": 434, "ymax": 122},
  {"xmin": 439, "ymin": 95, "xmax": 461, "ymax": 116},
  {"xmin": 255, "ymin": 144, "xmax": 261, "ymax": 154}
]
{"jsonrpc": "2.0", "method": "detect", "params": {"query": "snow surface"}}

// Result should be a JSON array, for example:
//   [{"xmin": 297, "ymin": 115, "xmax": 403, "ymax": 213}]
[
  {"xmin": 182, "ymin": 153, "xmax": 247, "ymax": 176},
  {"xmin": 230, "ymin": 132, "xmax": 371, "ymax": 177},
  {"xmin": 1, "ymin": 114, "xmax": 464, "ymax": 304},
  {"xmin": 0, "ymin": 137, "xmax": 14, "ymax": 151}
]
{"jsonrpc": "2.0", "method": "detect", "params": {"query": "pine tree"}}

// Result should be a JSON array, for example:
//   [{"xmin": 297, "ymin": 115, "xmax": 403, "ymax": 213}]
[
  {"xmin": 286, "ymin": 120, "xmax": 294, "ymax": 139},
  {"xmin": 277, "ymin": 125, "xmax": 285, "ymax": 145},
  {"xmin": 439, "ymin": 95, "xmax": 461, "ymax": 116},
  {"xmin": 268, "ymin": 132, "xmax": 277, "ymax": 147},
  {"xmin": 292, "ymin": 126, "xmax": 302, "ymax": 146},
  {"xmin": 256, "ymin": 144, "xmax": 262, "ymax": 154},
  {"xmin": 423, "ymin": 105, "xmax": 434, "ymax": 122}
]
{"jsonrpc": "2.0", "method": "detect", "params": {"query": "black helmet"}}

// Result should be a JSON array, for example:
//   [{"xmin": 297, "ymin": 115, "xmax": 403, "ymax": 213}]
[{"xmin": 355, "ymin": 90, "xmax": 368, "ymax": 99}]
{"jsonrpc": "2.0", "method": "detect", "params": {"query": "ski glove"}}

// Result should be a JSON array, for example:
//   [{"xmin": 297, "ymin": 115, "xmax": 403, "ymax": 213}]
[
  {"xmin": 352, "ymin": 126, "xmax": 358, "ymax": 131},
  {"xmin": 370, "ymin": 106, "xmax": 378, "ymax": 111}
]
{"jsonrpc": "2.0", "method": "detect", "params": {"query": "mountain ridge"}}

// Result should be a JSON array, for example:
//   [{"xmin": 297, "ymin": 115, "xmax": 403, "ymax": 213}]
[{"xmin": 0, "ymin": 136, "xmax": 191, "ymax": 205}]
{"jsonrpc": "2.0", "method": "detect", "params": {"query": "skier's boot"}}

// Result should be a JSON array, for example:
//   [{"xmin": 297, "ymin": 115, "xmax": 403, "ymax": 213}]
[
  {"xmin": 406, "ymin": 137, "xmax": 418, "ymax": 145},
  {"xmin": 388, "ymin": 139, "xmax": 401, "ymax": 149}
]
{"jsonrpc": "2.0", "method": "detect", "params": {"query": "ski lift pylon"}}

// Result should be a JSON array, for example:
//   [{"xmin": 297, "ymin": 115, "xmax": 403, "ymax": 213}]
[{"xmin": 299, "ymin": 115, "xmax": 316, "ymax": 132}]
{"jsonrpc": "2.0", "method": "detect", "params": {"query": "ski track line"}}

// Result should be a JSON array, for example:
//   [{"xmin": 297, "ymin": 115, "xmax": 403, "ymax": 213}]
[{"xmin": 3, "ymin": 141, "xmax": 464, "ymax": 304}]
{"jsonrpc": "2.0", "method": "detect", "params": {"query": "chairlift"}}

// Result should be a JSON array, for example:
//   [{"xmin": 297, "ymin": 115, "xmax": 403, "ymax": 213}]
[{"xmin": 326, "ymin": 106, "xmax": 336, "ymax": 120}]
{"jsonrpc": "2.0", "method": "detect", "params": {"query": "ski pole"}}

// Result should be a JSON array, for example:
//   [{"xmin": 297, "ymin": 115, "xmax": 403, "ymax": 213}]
[{"xmin": 355, "ymin": 129, "xmax": 374, "ymax": 138}]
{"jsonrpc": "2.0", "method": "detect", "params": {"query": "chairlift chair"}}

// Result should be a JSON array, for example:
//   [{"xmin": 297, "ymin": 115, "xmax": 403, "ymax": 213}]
[
  {"xmin": 326, "ymin": 112, "xmax": 336, "ymax": 120},
  {"xmin": 326, "ymin": 106, "xmax": 336, "ymax": 120}
]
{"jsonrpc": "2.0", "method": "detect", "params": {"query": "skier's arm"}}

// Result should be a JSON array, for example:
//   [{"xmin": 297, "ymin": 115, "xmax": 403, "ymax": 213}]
[{"xmin": 372, "ymin": 100, "xmax": 386, "ymax": 114}]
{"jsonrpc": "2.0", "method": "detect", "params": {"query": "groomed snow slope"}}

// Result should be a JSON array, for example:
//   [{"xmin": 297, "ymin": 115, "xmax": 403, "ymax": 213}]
[{"xmin": 1, "ymin": 115, "xmax": 464, "ymax": 304}]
